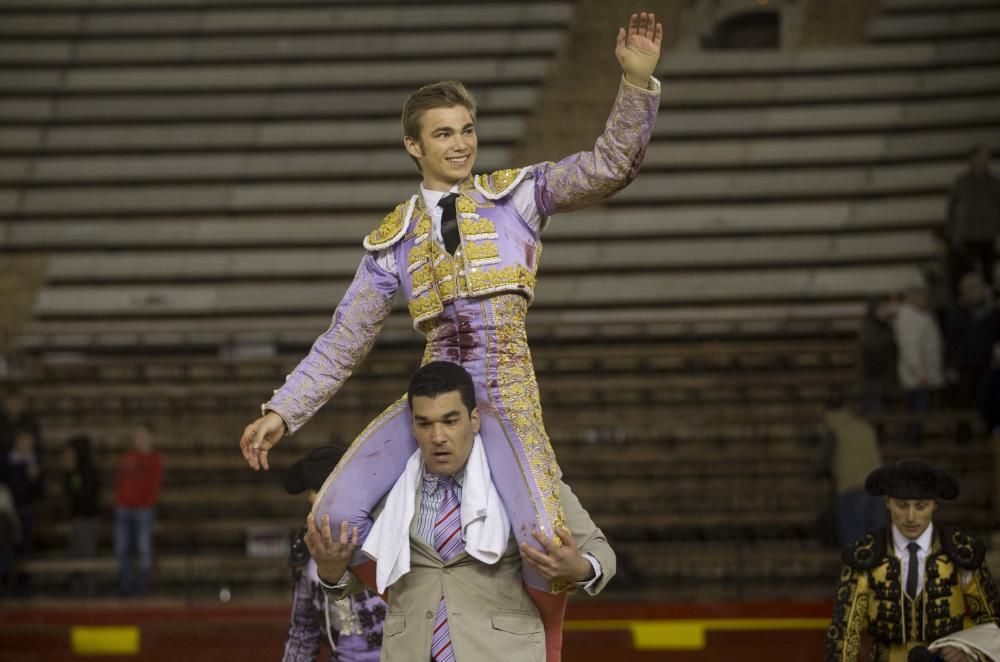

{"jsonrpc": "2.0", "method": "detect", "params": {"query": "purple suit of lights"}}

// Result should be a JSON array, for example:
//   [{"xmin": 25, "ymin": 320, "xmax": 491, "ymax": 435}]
[{"xmin": 265, "ymin": 77, "xmax": 659, "ymax": 591}]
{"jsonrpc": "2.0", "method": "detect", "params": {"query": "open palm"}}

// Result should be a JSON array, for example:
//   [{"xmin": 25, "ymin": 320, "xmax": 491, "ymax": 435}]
[{"xmin": 615, "ymin": 12, "xmax": 663, "ymax": 87}]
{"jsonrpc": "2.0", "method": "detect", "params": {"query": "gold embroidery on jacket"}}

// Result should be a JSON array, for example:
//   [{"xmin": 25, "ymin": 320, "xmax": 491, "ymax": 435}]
[
  {"xmin": 463, "ymin": 241, "xmax": 500, "ymax": 266},
  {"xmin": 460, "ymin": 217, "xmax": 498, "ymax": 239},
  {"xmin": 364, "ymin": 198, "xmax": 415, "ymax": 250},
  {"xmin": 490, "ymin": 295, "xmax": 565, "ymax": 551}
]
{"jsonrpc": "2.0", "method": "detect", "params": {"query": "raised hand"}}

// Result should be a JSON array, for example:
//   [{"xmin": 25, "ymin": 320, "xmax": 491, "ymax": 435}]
[
  {"xmin": 239, "ymin": 410, "xmax": 286, "ymax": 470},
  {"xmin": 520, "ymin": 525, "xmax": 594, "ymax": 587},
  {"xmin": 615, "ymin": 11, "xmax": 664, "ymax": 88},
  {"xmin": 304, "ymin": 515, "xmax": 359, "ymax": 585}
]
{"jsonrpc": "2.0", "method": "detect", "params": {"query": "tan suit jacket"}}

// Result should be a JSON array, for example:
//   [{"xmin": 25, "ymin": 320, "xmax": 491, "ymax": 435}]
[{"xmin": 337, "ymin": 480, "xmax": 614, "ymax": 662}]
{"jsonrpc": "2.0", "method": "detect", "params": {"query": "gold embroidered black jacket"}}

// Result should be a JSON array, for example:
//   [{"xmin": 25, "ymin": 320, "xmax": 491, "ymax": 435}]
[{"xmin": 825, "ymin": 524, "xmax": 1000, "ymax": 662}]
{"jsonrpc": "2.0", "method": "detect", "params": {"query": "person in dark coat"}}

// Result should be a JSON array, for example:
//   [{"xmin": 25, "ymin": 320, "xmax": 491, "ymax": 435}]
[
  {"xmin": 857, "ymin": 296, "xmax": 898, "ymax": 416},
  {"xmin": 64, "ymin": 434, "xmax": 102, "ymax": 596}
]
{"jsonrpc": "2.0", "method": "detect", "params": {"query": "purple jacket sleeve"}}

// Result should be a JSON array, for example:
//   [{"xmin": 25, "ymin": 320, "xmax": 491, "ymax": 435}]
[
  {"xmin": 282, "ymin": 570, "xmax": 323, "ymax": 662},
  {"xmin": 533, "ymin": 76, "xmax": 660, "ymax": 218},
  {"xmin": 265, "ymin": 253, "xmax": 399, "ymax": 435}
]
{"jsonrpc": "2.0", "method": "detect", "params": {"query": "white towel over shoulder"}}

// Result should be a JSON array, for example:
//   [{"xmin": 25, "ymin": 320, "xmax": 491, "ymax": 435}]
[{"xmin": 361, "ymin": 434, "xmax": 511, "ymax": 593}]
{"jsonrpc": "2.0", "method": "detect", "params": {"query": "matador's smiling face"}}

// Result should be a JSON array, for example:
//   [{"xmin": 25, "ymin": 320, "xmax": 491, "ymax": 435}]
[{"xmin": 404, "ymin": 105, "xmax": 478, "ymax": 192}]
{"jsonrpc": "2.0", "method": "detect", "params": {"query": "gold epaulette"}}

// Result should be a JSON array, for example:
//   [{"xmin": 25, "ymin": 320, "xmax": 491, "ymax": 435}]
[
  {"xmin": 363, "ymin": 196, "xmax": 418, "ymax": 251},
  {"xmin": 472, "ymin": 167, "xmax": 529, "ymax": 200}
]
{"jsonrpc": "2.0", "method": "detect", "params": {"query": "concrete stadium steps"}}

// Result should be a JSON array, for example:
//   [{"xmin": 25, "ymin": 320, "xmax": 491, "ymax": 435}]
[
  {"xmin": 870, "ymin": 2, "xmax": 1000, "ymax": 43},
  {"xmin": 0, "ymin": 2, "xmax": 572, "ymax": 35},
  {"xmin": 621, "ymin": 541, "xmax": 839, "ymax": 585},
  {"xmin": 0, "ymin": 146, "xmax": 514, "ymax": 182},
  {"xmin": 3, "ymin": 127, "xmax": 998, "ymax": 183},
  {"xmin": 0, "ymin": 163, "xmax": 969, "ymax": 214},
  {"xmin": 0, "ymin": 116, "xmax": 525, "ymax": 151},
  {"xmin": 25, "ymin": 264, "xmax": 921, "ymax": 318},
  {"xmin": 652, "ymin": 64, "xmax": 1000, "ymax": 107},
  {"xmin": 13, "ymin": 366, "xmax": 859, "ymax": 400},
  {"xmin": 0, "ymin": 195, "xmax": 955, "ymax": 250},
  {"xmin": 654, "ymin": 94, "xmax": 1000, "ymax": 137},
  {"xmin": 658, "ymin": 38, "xmax": 1000, "ymax": 75},
  {"xmin": 642, "ymin": 127, "xmax": 1000, "ymax": 169},
  {"xmin": 28, "ymin": 233, "xmax": 930, "ymax": 285},
  {"xmin": 23, "ymin": 554, "xmax": 294, "ymax": 597},
  {"xmin": 0, "ymin": 29, "xmax": 566, "ymax": 65},
  {"xmin": 0, "ymin": 86, "xmax": 540, "ymax": 122},
  {"xmin": 0, "ymin": 57, "xmax": 552, "ymax": 94},
  {"xmin": 15, "ymin": 300, "xmax": 864, "ymax": 350}
]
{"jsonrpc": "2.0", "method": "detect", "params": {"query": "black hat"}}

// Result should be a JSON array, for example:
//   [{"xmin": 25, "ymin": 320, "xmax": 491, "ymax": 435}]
[
  {"xmin": 283, "ymin": 445, "xmax": 348, "ymax": 495},
  {"xmin": 864, "ymin": 458, "xmax": 959, "ymax": 500}
]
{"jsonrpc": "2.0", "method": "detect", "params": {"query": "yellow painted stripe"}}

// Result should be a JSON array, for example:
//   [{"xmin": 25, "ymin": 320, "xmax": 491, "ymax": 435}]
[
  {"xmin": 71, "ymin": 626, "xmax": 140, "ymax": 656},
  {"xmin": 633, "ymin": 622, "xmax": 705, "ymax": 650},
  {"xmin": 565, "ymin": 617, "xmax": 829, "ymax": 651}
]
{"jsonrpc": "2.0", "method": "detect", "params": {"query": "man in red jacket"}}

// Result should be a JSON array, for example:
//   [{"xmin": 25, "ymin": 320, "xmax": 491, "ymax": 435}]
[{"xmin": 114, "ymin": 424, "xmax": 163, "ymax": 596}]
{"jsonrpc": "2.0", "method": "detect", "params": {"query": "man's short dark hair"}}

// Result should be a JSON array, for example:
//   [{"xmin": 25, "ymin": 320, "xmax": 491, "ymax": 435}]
[{"xmin": 408, "ymin": 361, "xmax": 477, "ymax": 415}]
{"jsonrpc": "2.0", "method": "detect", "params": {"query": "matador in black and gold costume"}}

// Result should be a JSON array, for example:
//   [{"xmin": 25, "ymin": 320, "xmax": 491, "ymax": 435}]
[{"xmin": 826, "ymin": 459, "xmax": 1000, "ymax": 662}]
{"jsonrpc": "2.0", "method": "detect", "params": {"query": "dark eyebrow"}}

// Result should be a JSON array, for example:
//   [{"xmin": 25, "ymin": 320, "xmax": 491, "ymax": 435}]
[{"xmin": 414, "ymin": 410, "xmax": 462, "ymax": 422}]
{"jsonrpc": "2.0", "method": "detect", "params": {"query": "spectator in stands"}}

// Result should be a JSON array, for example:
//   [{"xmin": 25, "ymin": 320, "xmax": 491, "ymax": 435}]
[
  {"xmin": 305, "ymin": 362, "xmax": 615, "ymax": 662},
  {"xmin": 815, "ymin": 397, "xmax": 885, "ymax": 549},
  {"xmin": 947, "ymin": 144, "xmax": 1000, "ymax": 288},
  {"xmin": 922, "ymin": 227, "xmax": 973, "ymax": 333},
  {"xmin": 857, "ymin": 295, "xmax": 898, "ymax": 416},
  {"xmin": 893, "ymin": 284, "xmax": 944, "ymax": 444},
  {"xmin": 283, "ymin": 445, "xmax": 384, "ymax": 662},
  {"xmin": 0, "ymin": 388, "xmax": 43, "ymax": 474},
  {"xmin": 0, "ymin": 481, "xmax": 20, "ymax": 596},
  {"xmin": 239, "ymin": 10, "xmax": 661, "ymax": 641},
  {"xmin": 2, "ymin": 428, "xmax": 44, "ymax": 595},
  {"xmin": 826, "ymin": 459, "xmax": 1000, "ymax": 662},
  {"xmin": 64, "ymin": 434, "xmax": 102, "ymax": 596},
  {"xmin": 946, "ymin": 272, "xmax": 999, "ymax": 408},
  {"xmin": 114, "ymin": 424, "xmax": 163, "ymax": 597}
]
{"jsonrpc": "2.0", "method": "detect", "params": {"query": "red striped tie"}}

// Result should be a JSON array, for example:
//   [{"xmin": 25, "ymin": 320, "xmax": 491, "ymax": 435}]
[{"xmin": 431, "ymin": 477, "xmax": 462, "ymax": 662}]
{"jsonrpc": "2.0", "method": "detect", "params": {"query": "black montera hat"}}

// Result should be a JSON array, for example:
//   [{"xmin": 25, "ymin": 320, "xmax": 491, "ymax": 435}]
[
  {"xmin": 283, "ymin": 445, "xmax": 348, "ymax": 495},
  {"xmin": 864, "ymin": 458, "xmax": 959, "ymax": 500}
]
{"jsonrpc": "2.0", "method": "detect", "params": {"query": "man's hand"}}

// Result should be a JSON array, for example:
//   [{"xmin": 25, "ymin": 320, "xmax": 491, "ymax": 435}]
[
  {"xmin": 239, "ymin": 411, "xmax": 286, "ymax": 470},
  {"xmin": 937, "ymin": 646, "xmax": 974, "ymax": 662},
  {"xmin": 520, "ymin": 525, "xmax": 594, "ymax": 586},
  {"xmin": 615, "ymin": 11, "xmax": 663, "ymax": 89},
  {"xmin": 304, "ymin": 515, "xmax": 359, "ymax": 585}
]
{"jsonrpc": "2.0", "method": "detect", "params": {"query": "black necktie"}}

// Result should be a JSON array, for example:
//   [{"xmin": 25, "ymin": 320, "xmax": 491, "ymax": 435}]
[
  {"xmin": 906, "ymin": 542, "xmax": 920, "ymax": 599},
  {"xmin": 438, "ymin": 193, "xmax": 460, "ymax": 254}
]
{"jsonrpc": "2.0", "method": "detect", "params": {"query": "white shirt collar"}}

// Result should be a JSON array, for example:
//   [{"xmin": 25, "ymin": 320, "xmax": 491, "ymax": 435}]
[
  {"xmin": 892, "ymin": 521, "xmax": 934, "ymax": 556},
  {"xmin": 420, "ymin": 183, "xmax": 460, "ymax": 213}
]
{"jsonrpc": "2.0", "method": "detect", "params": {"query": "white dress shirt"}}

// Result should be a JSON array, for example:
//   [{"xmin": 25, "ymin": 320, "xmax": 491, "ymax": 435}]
[{"xmin": 893, "ymin": 522, "xmax": 934, "ymax": 596}]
